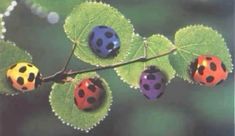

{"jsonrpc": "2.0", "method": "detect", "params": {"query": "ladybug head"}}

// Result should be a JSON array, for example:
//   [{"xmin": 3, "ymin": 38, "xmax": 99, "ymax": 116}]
[
  {"xmin": 106, "ymin": 46, "xmax": 120, "ymax": 58},
  {"xmin": 189, "ymin": 57, "xmax": 199, "ymax": 79},
  {"xmin": 89, "ymin": 77, "xmax": 104, "ymax": 89},
  {"xmin": 144, "ymin": 65, "xmax": 160, "ymax": 73}
]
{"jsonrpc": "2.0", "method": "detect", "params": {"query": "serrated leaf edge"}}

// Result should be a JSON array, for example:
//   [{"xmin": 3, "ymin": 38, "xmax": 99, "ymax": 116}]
[
  {"xmin": 114, "ymin": 33, "xmax": 142, "ymax": 90},
  {"xmin": 115, "ymin": 33, "xmax": 176, "ymax": 89},
  {"xmin": 1, "ymin": 1, "xmax": 17, "ymax": 17},
  {"xmin": 0, "ymin": 15, "xmax": 6, "ymax": 39},
  {"xmin": 49, "ymin": 77, "xmax": 113, "ymax": 132},
  {"xmin": 174, "ymin": 24, "xmax": 233, "ymax": 83},
  {"xmin": 64, "ymin": 1, "xmax": 135, "ymax": 67},
  {"xmin": 144, "ymin": 34, "xmax": 176, "ymax": 84}
]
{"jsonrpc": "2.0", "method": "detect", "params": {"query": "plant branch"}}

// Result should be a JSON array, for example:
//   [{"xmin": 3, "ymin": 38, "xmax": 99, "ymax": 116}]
[{"xmin": 42, "ymin": 47, "xmax": 177, "ymax": 83}]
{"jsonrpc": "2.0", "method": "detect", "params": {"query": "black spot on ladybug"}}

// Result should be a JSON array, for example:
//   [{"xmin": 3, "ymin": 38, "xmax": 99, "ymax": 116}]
[
  {"xmin": 157, "ymin": 92, "xmax": 164, "ymax": 99},
  {"xmin": 87, "ymin": 97, "xmax": 96, "ymax": 104},
  {"xmin": 105, "ymin": 31, "xmax": 113, "ymax": 38},
  {"xmin": 221, "ymin": 63, "xmax": 226, "ymax": 72},
  {"xmin": 28, "ymin": 73, "xmax": 35, "ymax": 82},
  {"xmin": 27, "ymin": 64, "xmax": 33, "ymax": 67},
  {"xmin": 35, "ymin": 72, "xmax": 42, "ymax": 88},
  {"xmin": 143, "ymin": 84, "xmax": 150, "ymax": 90},
  {"xmin": 210, "ymin": 62, "xmax": 217, "ymax": 71},
  {"xmin": 106, "ymin": 43, "xmax": 114, "ymax": 50},
  {"xmin": 206, "ymin": 76, "xmax": 214, "ymax": 83},
  {"xmin": 22, "ymin": 86, "xmax": 28, "ymax": 90},
  {"xmin": 190, "ymin": 58, "xmax": 198, "ymax": 76},
  {"xmin": 88, "ymin": 84, "xmax": 96, "ymax": 92},
  {"xmin": 216, "ymin": 80, "xmax": 224, "ymax": 85},
  {"xmin": 143, "ymin": 94, "xmax": 150, "ymax": 99},
  {"xmin": 17, "ymin": 77, "xmax": 24, "ymax": 85},
  {"xmin": 96, "ymin": 38, "xmax": 103, "ymax": 47},
  {"xmin": 19, "ymin": 66, "xmax": 27, "ymax": 73},
  {"xmin": 154, "ymin": 83, "xmax": 161, "ymax": 90},
  {"xmin": 206, "ymin": 57, "xmax": 212, "ymax": 60},
  {"xmin": 74, "ymin": 97, "xmax": 78, "ymax": 106},
  {"xmin": 99, "ymin": 26, "xmax": 108, "ymax": 29},
  {"xmin": 198, "ymin": 65, "xmax": 205, "ymax": 75},
  {"xmin": 7, "ymin": 77, "xmax": 13, "ymax": 85},
  {"xmin": 10, "ymin": 64, "xmax": 17, "ymax": 69},
  {"xmin": 147, "ymin": 74, "xmax": 156, "ymax": 80},
  {"xmin": 78, "ymin": 89, "xmax": 85, "ymax": 97},
  {"xmin": 89, "ymin": 32, "xmax": 95, "ymax": 40}
]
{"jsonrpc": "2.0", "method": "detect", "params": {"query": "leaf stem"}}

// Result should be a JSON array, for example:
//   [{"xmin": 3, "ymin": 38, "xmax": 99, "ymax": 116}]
[
  {"xmin": 62, "ymin": 43, "xmax": 77, "ymax": 71},
  {"xmin": 42, "ymin": 47, "xmax": 177, "ymax": 83}
]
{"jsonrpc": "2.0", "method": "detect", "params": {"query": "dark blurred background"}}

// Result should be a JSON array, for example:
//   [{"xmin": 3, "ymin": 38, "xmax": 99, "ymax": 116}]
[{"xmin": 0, "ymin": 0, "xmax": 234, "ymax": 136}]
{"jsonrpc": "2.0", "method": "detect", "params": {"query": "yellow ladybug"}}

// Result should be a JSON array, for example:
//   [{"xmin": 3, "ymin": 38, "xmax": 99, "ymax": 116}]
[{"xmin": 6, "ymin": 62, "xmax": 42, "ymax": 92}]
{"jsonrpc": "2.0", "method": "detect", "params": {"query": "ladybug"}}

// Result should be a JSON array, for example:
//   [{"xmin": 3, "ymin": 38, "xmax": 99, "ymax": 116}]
[
  {"xmin": 190, "ymin": 55, "xmax": 228, "ymax": 87},
  {"xmin": 88, "ymin": 25, "xmax": 120, "ymax": 58},
  {"xmin": 139, "ymin": 66, "xmax": 167, "ymax": 100},
  {"xmin": 74, "ymin": 77, "xmax": 105, "ymax": 111},
  {"xmin": 6, "ymin": 62, "xmax": 42, "ymax": 92}
]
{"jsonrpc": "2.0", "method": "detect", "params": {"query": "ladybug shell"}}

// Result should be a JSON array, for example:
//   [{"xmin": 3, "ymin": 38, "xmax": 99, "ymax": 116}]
[
  {"xmin": 139, "ymin": 66, "xmax": 167, "ymax": 100},
  {"xmin": 6, "ymin": 62, "xmax": 42, "ymax": 92},
  {"xmin": 88, "ymin": 25, "xmax": 120, "ymax": 58},
  {"xmin": 74, "ymin": 78, "xmax": 105, "ymax": 111},
  {"xmin": 191, "ymin": 55, "xmax": 228, "ymax": 87}
]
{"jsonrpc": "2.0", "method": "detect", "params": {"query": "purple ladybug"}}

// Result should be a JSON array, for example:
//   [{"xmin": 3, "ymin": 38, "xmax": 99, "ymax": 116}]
[
  {"xmin": 88, "ymin": 25, "xmax": 120, "ymax": 58},
  {"xmin": 139, "ymin": 65, "xmax": 167, "ymax": 100}
]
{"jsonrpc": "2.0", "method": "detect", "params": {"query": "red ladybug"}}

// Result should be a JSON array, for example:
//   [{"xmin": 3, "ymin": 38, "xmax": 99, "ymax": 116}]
[
  {"xmin": 74, "ymin": 77, "xmax": 105, "ymax": 111},
  {"xmin": 190, "ymin": 55, "xmax": 228, "ymax": 87}
]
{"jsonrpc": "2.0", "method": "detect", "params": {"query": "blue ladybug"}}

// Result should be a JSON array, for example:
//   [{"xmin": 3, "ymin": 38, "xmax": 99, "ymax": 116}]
[{"xmin": 88, "ymin": 25, "xmax": 120, "ymax": 58}]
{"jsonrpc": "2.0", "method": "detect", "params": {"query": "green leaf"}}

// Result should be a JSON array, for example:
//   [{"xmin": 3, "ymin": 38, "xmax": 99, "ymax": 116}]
[
  {"xmin": 0, "ymin": 0, "xmax": 17, "ymax": 15},
  {"xmin": 64, "ymin": 2, "xmax": 134, "ymax": 66},
  {"xmin": 0, "ymin": 40, "xmax": 32, "ymax": 95},
  {"xmin": 115, "ymin": 34, "xmax": 176, "ymax": 89},
  {"xmin": 25, "ymin": 0, "xmax": 86, "ymax": 17},
  {"xmin": 50, "ymin": 72, "xmax": 113, "ymax": 131},
  {"xmin": 0, "ymin": 16, "xmax": 5, "ymax": 39},
  {"xmin": 169, "ymin": 25, "xmax": 233, "ymax": 82}
]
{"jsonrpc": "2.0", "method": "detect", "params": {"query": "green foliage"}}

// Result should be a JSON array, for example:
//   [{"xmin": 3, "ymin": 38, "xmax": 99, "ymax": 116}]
[
  {"xmin": 115, "ymin": 34, "xmax": 175, "ymax": 88},
  {"xmin": 169, "ymin": 25, "xmax": 233, "ymax": 82},
  {"xmin": 50, "ymin": 72, "xmax": 113, "ymax": 131},
  {"xmin": 25, "ymin": 0, "xmax": 87, "ymax": 17},
  {"xmin": 64, "ymin": 2, "xmax": 134, "ymax": 66},
  {"xmin": 0, "ymin": 0, "xmax": 12, "ymax": 13},
  {"xmin": 0, "ymin": 40, "xmax": 32, "ymax": 95}
]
